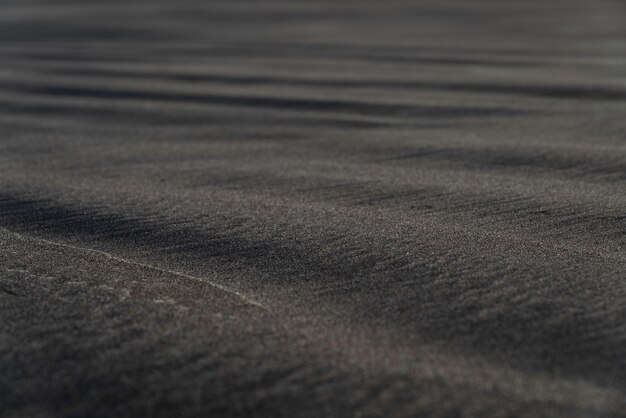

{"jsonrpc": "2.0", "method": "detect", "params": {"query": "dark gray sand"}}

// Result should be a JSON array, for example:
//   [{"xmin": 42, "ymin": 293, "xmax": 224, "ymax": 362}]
[{"xmin": 1, "ymin": 1, "xmax": 625, "ymax": 416}]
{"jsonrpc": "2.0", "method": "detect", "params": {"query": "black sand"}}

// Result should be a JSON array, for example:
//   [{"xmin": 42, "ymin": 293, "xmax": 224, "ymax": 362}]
[{"xmin": 1, "ymin": 1, "xmax": 625, "ymax": 417}]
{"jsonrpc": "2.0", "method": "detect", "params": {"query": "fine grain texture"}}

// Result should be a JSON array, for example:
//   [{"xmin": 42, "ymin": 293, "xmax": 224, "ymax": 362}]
[{"xmin": 1, "ymin": 1, "xmax": 625, "ymax": 417}]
